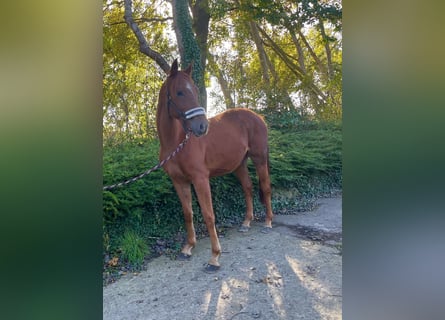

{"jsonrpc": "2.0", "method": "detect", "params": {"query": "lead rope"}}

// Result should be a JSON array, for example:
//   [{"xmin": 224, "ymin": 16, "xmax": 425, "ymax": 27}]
[{"xmin": 103, "ymin": 132, "xmax": 191, "ymax": 190}]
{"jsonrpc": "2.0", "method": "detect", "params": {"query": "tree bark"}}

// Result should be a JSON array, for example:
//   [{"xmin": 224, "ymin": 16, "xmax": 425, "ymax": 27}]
[
  {"xmin": 171, "ymin": 0, "xmax": 207, "ymax": 110},
  {"xmin": 190, "ymin": 0, "xmax": 210, "ymax": 74}
]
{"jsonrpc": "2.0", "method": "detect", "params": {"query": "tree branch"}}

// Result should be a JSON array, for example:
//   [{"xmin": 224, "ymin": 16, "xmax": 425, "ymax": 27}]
[
  {"xmin": 318, "ymin": 20, "xmax": 334, "ymax": 80},
  {"xmin": 107, "ymin": 17, "xmax": 173, "ymax": 26},
  {"xmin": 207, "ymin": 53, "xmax": 234, "ymax": 108},
  {"xmin": 297, "ymin": 29, "xmax": 327, "ymax": 75},
  {"xmin": 139, "ymin": 17, "xmax": 173, "ymax": 23},
  {"xmin": 248, "ymin": 21, "xmax": 270, "ymax": 87},
  {"xmin": 123, "ymin": 0, "xmax": 170, "ymax": 74},
  {"xmin": 257, "ymin": 25, "xmax": 327, "ymax": 103}
]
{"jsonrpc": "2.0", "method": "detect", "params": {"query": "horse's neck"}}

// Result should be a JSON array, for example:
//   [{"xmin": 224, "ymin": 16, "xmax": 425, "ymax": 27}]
[{"xmin": 156, "ymin": 90, "xmax": 184, "ymax": 151}]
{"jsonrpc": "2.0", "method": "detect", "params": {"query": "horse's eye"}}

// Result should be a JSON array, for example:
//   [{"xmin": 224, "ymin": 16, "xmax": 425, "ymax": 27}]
[{"xmin": 177, "ymin": 91, "xmax": 184, "ymax": 96}]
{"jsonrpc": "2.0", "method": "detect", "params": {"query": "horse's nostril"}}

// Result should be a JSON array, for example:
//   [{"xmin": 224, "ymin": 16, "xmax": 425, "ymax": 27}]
[
  {"xmin": 190, "ymin": 119, "xmax": 208, "ymax": 137},
  {"xmin": 200, "ymin": 123, "xmax": 208, "ymax": 134}
]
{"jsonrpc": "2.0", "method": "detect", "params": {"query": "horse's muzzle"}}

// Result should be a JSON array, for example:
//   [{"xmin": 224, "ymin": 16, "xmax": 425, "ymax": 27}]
[{"xmin": 188, "ymin": 116, "xmax": 209, "ymax": 137}]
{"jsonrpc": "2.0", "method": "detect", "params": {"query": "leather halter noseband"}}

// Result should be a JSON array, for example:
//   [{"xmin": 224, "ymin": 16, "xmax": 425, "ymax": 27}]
[{"xmin": 166, "ymin": 91, "xmax": 206, "ymax": 121}]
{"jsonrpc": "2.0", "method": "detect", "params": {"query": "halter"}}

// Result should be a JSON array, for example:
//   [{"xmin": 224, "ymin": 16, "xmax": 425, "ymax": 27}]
[{"xmin": 167, "ymin": 91, "xmax": 206, "ymax": 121}]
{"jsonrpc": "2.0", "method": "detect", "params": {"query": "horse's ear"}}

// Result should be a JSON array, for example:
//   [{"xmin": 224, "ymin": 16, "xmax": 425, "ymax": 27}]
[
  {"xmin": 169, "ymin": 59, "xmax": 179, "ymax": 77},
  {"xmin": 184, "ymin": 60, "xmax": 194, "ymax": 76}
]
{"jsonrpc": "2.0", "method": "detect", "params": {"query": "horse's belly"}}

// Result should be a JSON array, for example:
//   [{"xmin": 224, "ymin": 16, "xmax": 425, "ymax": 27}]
[
  {"xmin": 204, "ymin": 110, "xmax": 257, "ymax": 177},
  {"xmin": 206, "ymin": 147, "xmax": 246, "ymax": 177}
]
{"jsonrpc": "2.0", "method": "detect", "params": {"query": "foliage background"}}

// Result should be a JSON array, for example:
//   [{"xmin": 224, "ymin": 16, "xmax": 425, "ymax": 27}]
[{"xmin": 103, "ymin": 0, "xmax": 342, "ymax": 140}]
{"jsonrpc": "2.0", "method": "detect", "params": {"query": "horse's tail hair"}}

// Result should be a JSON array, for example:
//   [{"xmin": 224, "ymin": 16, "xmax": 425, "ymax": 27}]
[
  {"xmin": 258, "ymin": 145, "xmax": 270, "ymax": 205},
  {"xmin": 259, "ymin": 186, "xmax": 265, "ymax": 205}
]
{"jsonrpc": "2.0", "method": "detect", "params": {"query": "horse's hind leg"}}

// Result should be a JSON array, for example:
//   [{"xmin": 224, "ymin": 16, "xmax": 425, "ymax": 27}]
[
  {"xmin": 250, "ymin": 151, "xmax": 274, "ymax": 230},
  {"xmin": 172, "ymin": 180, "xmax": 196, "ymax": 259},
  {"xmin": 256, "ymin": 163, "xmax": 273, "ymax": 228},
  {"xmin": 234, "ymin": 159, "xmax": 254, "ymax": 231}
]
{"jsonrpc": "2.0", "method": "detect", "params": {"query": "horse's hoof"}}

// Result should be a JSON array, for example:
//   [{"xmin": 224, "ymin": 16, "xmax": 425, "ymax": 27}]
[
  {"xmin": 204, "ymin": 264, "xmax": 220, "ymax": 273},
  {"xmin": 177, "ymin": 253, "xmax": 192, "ymax": 261},
  {"xmin": 238, "ymin": 225, "xmax": 250, "ymax": 233},
  {"xmin": 261, "ymin": 226, "xmax": 272, "ymax": 234}
]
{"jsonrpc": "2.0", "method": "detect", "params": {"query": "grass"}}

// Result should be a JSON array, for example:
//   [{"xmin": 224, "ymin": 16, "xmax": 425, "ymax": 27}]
[{"xmin": 119, "ymin": 229, "xmax": 149, "ymax": 267}]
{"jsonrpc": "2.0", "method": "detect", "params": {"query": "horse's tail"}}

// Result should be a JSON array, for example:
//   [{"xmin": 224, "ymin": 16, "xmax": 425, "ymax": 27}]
[
  {"xmin": 259, "ymin": 184, "xmax": 265, "ymax": 205},
  {"xmin": 258, "ymin": 145, "xmax": 270, "ymax": 205}
]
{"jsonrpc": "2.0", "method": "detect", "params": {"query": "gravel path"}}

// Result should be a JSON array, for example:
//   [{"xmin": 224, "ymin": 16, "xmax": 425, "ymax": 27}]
[{"xmin": 103, "ymin": 197, "xmax": 342, "ymax": 320}]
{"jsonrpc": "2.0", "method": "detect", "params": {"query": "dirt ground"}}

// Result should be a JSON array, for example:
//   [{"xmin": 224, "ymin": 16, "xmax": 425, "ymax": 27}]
[{"xmin": 103, "ymin": 197, "xmax": 342, "ymax": 320}]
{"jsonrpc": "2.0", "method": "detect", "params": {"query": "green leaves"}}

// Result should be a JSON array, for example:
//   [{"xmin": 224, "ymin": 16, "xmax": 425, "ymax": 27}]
[{"xmin": 103, "ymin": 1, "xmax": 170, "ymax": 141}]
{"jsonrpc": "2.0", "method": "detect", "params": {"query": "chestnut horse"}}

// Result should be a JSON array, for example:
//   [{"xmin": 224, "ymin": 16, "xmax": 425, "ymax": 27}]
[{"xmin": 157, "ymin": 59, "xmax": 273, "ymax": 272}]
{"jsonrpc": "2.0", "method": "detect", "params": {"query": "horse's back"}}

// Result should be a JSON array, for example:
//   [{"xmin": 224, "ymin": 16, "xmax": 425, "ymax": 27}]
[
  {"xmin": 209, "ymin": 108, "xmax": 267, "ymax": 139},
  {"xmin": 211, "ymin": 107, "xmax": 264, "ymax": 122}
]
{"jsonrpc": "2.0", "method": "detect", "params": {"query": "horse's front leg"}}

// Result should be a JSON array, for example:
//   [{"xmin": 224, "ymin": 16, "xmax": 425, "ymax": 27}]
[
  {"xmin": 193, "ymin": 177, "xmax": 221, "ymax": 272},
  {"xmin": 172, "ymin": 180, "xmax": 196, "ymax": 259}
]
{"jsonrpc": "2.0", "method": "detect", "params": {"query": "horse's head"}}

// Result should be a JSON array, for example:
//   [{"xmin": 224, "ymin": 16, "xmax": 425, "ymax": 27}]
[{"xmin": 166, "ymin": 59, "xmax": 209, "ymax": 137}]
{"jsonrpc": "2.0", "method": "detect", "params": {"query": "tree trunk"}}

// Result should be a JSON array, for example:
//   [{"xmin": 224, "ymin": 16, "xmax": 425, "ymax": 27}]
[
  {"xmin": 207, "ymin": 54, "xmax": 234, "ymax": 109},
  {"xmin": 248, "ymin": 21, "xmax": 270, "ymax": 88},
  {"xmin": 171, "ymin": 0, "xmax": 207, "ymax": 110},
  {"xmin": 289, "ymin": 29, "xmax": 306, "ymax": 74},
  {"xmin": 190, "ymin": 0, "xmax": 210, "ymax": 74},
  {"xmin": 318, "ymin": 20, "xmax": 334, "ymax": 80}
]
